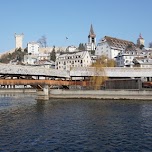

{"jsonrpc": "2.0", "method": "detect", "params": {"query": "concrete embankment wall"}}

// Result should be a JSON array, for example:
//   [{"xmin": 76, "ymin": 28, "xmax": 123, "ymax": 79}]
[
  {"xmin": 0, "ymin": 89, "xmax": 36, "ymax": 93},
  {"xmin": 50, "ymin": 89, "xmax": 152, "ymax": 100}
]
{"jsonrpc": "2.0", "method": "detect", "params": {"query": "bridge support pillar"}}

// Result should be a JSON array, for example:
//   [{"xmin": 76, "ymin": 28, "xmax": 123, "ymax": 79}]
[
  {"xmin": 36, "ymin": 85, "xmax": 49, "ymax": 100},
  {"xmin": 43, "ymin": 85, "xmax": 49, "ymax": 96}
]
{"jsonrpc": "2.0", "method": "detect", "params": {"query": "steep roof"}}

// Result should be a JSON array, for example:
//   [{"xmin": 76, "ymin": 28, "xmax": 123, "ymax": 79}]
[
  {"xmin": 88, "ymin": 24, "xmax": 96, "ymax": 38},
  {"xmin": 133, "ymin": 57, "xmax": 152, "ymax": 65},
  {"xmin": 103, "ymin": 36, "xmax": 135, "ymax": 50}
]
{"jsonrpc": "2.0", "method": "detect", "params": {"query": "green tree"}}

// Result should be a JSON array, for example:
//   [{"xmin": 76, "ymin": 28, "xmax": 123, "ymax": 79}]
[
  {"xmin": 78, "ymin": 43, "xmax": 85, "ymax": 51},
  {"xmin": 140, "ymin": 44, "xmax": 144, "ymax": 50},
  {"xmin": 50, "ymin": 46, "xmax": 56, "ymax": 62},
  {"xmin": 24, "ymin": 47, "xmax": 28, "ymax": 54},
  {"xmin": 91, "ymin": 50, "xmax": 95, "ymax": 55},
  {"xmin": 0, "ymin": 47, "xmax": 26, "ymax": 63}
]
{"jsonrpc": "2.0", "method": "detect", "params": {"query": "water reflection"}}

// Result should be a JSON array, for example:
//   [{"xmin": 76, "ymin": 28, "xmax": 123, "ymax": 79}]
[{"xmin": 0, "ymin": 95, "xmax": 152, "ymax": 151}]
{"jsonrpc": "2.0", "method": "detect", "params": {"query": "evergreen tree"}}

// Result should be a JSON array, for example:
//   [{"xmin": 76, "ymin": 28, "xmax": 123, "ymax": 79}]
[
  {"xmin": 140, "ymin": 44, "xmax": 144, "ymax": 50},
  {"xmin": 78, "ymin": 43, "xmax": 85, "ymax": 50},
  {"xmin": 91, "ymin": 50, "xmax": 95, "ymax": 55},
  {"xmin": 50, "ymin": 46, "xmax": 56, "ymax": 62}
]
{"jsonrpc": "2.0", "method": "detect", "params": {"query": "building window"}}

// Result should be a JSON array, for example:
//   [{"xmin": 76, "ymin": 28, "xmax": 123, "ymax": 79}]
[{"xmin": 31, "ymin": 46, "xmax": 34, "ymax": 50}]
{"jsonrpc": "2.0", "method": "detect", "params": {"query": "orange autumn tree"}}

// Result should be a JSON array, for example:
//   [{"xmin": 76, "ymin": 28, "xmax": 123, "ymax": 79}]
[{"xmin": 90, "ymin": 55, "xmax": 116, "ymax": 90}]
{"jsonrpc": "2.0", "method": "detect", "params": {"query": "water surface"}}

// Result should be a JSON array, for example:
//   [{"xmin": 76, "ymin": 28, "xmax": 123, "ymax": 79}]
[{"xmin": 0, "ymin": 93, "xmax": 152, "ymax": 151}]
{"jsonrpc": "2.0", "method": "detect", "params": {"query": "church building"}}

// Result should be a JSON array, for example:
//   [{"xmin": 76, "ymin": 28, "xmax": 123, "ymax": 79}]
[{"xmin": 85, "ymin": 24, "xmax": 96, "ymax": 51}]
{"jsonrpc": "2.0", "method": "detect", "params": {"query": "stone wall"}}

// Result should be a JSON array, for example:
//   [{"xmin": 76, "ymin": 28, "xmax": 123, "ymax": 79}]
[{"xmin": 50, "ymin": 89, "xmax": 152, "ymax": 100}]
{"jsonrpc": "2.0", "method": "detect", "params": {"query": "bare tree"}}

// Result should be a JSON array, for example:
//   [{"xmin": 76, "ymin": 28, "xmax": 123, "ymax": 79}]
[
  {"xmin": 37, "ymin": 35, "xmax": 47, "ymax": 47},
  {"xmin": 90, "ymin": 55, "xmax": 116, "ymax": 90},
  {"xmin": 149, "ymin": 42, "xmax": 152, "ymax": 48}
]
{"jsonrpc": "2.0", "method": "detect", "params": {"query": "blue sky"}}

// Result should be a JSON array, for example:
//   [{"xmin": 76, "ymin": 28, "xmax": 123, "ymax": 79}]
[{"xmin": 0, "ymin": 0, "xmax": 152, "ymax": 53}]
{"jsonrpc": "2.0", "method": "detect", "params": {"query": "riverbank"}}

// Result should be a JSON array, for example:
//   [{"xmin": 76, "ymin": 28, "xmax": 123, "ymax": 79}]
[
  {"xmin": 0, "ymin": 88, "xmax": 36, "ymax": 94},
  {"xmin": 49, "ymin": 89, "xmax": 152, "ymax": 100},
  {"xmin": 0, "ymin": 88, "xmax": 152, "ymax": 100}
]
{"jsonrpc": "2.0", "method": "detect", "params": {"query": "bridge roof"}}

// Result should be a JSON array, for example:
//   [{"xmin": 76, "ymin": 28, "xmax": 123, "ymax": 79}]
[
  {"xmin": 70, "ymin": 67, "xmax": 152, "ymax": 77},
  {"xmin": 0, "ymin": 64, "xmax": 70, "ymax": 78},
  {"xmin": 0, "ymin": 64, "xmax": 152, "ymax": 78}
]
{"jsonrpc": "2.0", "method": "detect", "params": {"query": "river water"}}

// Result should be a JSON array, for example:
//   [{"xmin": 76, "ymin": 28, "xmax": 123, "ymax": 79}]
[{"xmin": 0, "ymin": 93, "xmax": 152, "ymax": 152}]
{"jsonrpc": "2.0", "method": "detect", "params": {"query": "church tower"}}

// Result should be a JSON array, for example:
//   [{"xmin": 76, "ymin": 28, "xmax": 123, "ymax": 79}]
[
  {"xmin": 137, "ymin": 33, "xmax": 145, "ymax": 47},
  {"xmin": 86, "ymin": 24, "xmax": 96, "ymax": 51},
  {"xmin": 14, "ymin": 33, "xmax": 24, "ymax": 49}
]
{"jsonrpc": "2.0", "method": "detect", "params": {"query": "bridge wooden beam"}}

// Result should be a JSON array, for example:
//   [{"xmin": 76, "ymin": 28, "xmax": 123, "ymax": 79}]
[{"xmin": 0, "ymin": 79, "xmax": 89, "ymax": 87}]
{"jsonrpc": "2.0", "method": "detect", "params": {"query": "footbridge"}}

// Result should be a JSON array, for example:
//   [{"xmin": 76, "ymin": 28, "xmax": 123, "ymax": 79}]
[
  {"xmin": 1, "ymin": 64, "xmax": 152, "ymax": 78},
  {"xmin": 70, "ymin": 67, "xmax": 152, "ymax": 78},
  {"xmin": 0, "ymin": 63, "xmax": 69, "ymax": 78},
  {"xmin": 0, "ymin": 64, "xmax": 152, "ymax": 99}
]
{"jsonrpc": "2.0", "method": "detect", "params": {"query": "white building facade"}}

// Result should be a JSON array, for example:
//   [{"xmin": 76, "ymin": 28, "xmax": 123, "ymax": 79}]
[
  {"xmin": 55, "ymin": 51, "xmax": 92, "ymax": 71},
  {"xmin": 24, "ymin": 42, "xmax": 52, "ymax": 65},
  {"xmin": 133, "ymin": 57, "xmax": 152, "ymax": 68},
  {"xmin": 24, "ymin": 53, "xmax": 50, "ymax": 65},
  {"xmin": 66, "ymin": 45, "xmax": 77, "ymax": 52},
  {"xmin": 115, "ymin": 48, "xmax": 142, "ymax": 67},
  {"xmin": 95, "ymin": 36, "xmax": 135, "ymax": 59},
  {"xmin": 115, "ymin": 46, "xmax": 152, "ymax": 67},
  {"xmin": 27, "ymin": 42, "xmax": 39, "ymax": 55}
]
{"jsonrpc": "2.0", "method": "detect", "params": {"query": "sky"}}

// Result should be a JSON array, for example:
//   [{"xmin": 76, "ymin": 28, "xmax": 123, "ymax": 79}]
[{"xmin": 0, "ymin": 0, "xmax": 152, "ymax": 53}]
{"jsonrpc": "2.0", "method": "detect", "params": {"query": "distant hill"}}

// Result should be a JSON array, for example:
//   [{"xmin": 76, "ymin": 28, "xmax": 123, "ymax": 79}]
[{"xmin": 0, "ymin": 46, "xmax": 67, "ymax": 57}]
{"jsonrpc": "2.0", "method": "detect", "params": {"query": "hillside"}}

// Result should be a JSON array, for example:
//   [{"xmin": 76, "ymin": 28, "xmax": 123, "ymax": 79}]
[{"xmin": 0, "ymin": 48, "xmax": 27, "ymax": 64}]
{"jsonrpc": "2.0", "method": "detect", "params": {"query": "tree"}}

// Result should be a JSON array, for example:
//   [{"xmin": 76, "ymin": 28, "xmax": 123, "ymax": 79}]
[
  {"xmin": 0, "ymin": 53, "xmax": 9, "ymax": 63},
  {"xmin": 149, "ymin": 42, "xmax": 152, "ymax": 48},
  {"xmin": 127, "ymin": 44, "xmax": 133, "ymax": 49},
  {"xmin": 24, "ymin": 47, "xmax": 28, "ymax": 54},
  {"xmin": 92, "ymin": 55, "xmax": 116, "ymax": 67},
  {"xmin": 78, "ymin": 43, "xmax": 85, "ymax": 51},
  {"xmin": 90, "ymin": 55, "xmax": 116, "ymax": 90},
  {"xmin": 140, "ymin": 44, "xmax": 144, "ymax": 50},
  {"xmin": 91, "ymin": 50, "xmax": 95, "ymax": 55},
  {"xmin": 37, "ymin": 35, "xmax": 47, "ymax": 47},
  {"xmin": 0, "ymin": 48, "xmax": 26, "ymax": 63},
  {"xmin": 50, "ymin": 46, "xmax": 56, "ymax": 62}
]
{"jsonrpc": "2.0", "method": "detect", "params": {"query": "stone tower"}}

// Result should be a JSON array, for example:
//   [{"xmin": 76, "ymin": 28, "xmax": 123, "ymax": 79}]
[
  {"xmin": 14, "ymin": 33, "xmax": 24, "ymax": 49},
  {"xmin": 88, "ymin": 24, "xmax": 96, "ymax": 51},
  {"xmin": 137, "ymin": 33, "xmax": 145, "ymax": 47}
]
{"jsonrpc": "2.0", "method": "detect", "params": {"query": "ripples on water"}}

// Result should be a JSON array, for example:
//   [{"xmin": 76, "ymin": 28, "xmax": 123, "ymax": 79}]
[{"xmin": 0, "ymin": 93, "xmax": 152, "ymax": 151}]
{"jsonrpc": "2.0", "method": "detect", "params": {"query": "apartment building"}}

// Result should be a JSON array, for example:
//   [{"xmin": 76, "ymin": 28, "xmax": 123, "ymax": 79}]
[{"xmin": 55, "ymin": 51, "xmax": 92, "ymax": 71}]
